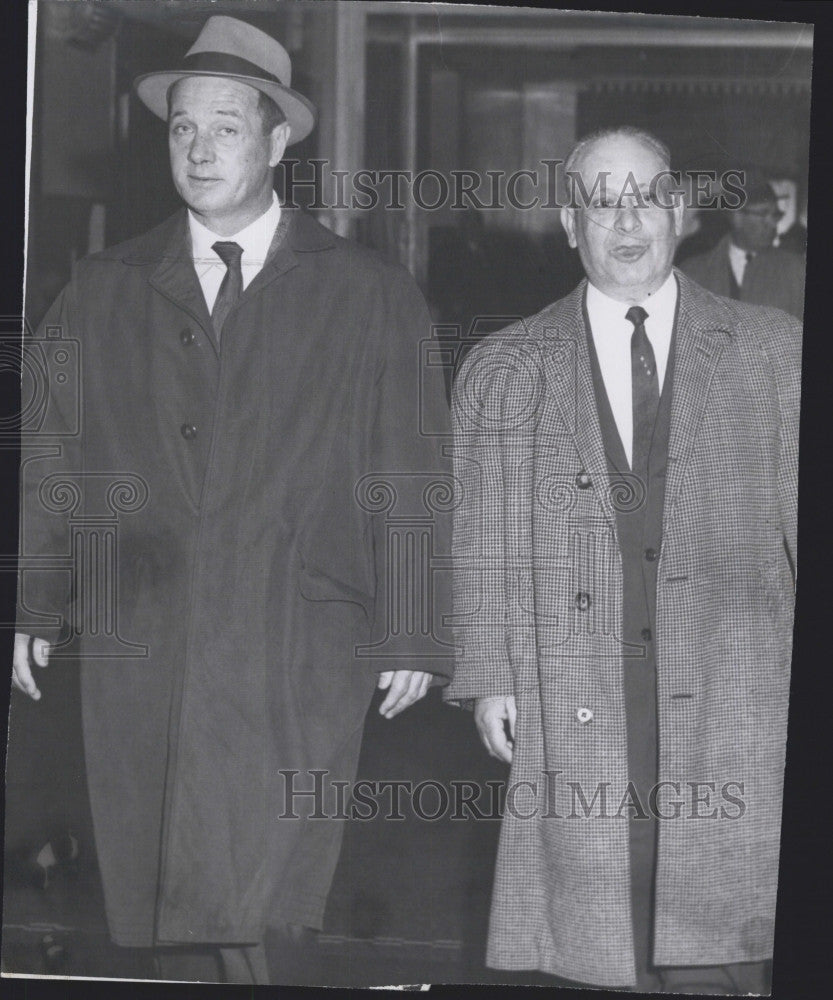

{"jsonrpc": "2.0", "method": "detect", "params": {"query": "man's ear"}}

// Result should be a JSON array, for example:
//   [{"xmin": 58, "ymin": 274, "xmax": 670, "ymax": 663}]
[
  {"xmin": 269, "ymin": 122, "xmax": 291, "ymax": 167},
  {"xmin": 561, "ymin": 205, "xmax": 578, "ymax": 249}
]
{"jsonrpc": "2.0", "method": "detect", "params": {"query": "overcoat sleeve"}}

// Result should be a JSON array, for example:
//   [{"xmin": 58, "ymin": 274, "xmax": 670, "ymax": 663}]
[
  {"xmin": 16, "ymin": 276, "xmax": 83, "ymax": 644},
  {"xmin": 759, "ymin": 312, "xmax": 802, "ymax": 580},
  {"xmin": 366, "ymin": 266, "xmax": 454, "ymax": 682},
  {"xmin": 443, "ymin": 339, "xmax": 516, "ymax": 706}
]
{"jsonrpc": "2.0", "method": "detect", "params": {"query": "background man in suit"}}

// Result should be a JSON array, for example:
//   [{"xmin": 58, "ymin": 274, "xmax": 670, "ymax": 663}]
[
  {"xmin": 446, "ymin": 127, "xmax": 800, "ymax": 993},
  {"xmin": 682, "ymin": 169, "xmax": 805, "ymax": 320},
  {"xmin": 11, "ymin": 16, "xmax": 450, "ymax": 984}
]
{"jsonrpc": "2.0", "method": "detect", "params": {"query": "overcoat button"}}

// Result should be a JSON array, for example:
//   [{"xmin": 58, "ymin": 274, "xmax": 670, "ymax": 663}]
[
  {"xmin": 575, "ymin": 471, "xmax": 592, "ymax": 489},
  {"xmin": 576, "ymin": 707, "xmax": 594, "ymax": 724},
  {"xmin": 644, "ymin": 547, "xmax": 658, "ymax": 562},
  {"xmin": 180, "ymin": 423, "xmax": 197, "ymax": 440},
  {"xmin": 641, "ymin": 628, "xmax": 652, "ymax": 642},
  {"xmin": 575, "ymin": 592, "xmax": 591, "ymax": 611},
  {"xmin": 180, "ymin": 328, "xmax": 195, "ymax": 346}
]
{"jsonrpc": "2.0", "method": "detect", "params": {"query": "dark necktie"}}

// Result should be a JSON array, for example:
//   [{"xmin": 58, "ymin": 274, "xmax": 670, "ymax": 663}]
[
  {"xmin": 627, "ymin": 305, "xmax": 659, "ymax": 475},
  {"xmin": 211, "ymin": 240, "xmax": 243, "ymax": 339}
]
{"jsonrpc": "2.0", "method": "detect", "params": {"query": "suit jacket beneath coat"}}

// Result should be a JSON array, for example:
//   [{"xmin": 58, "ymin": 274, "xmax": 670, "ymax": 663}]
[
  {"xmin": 445, "ymin": 271, "xmax": 800, "ymax": 986},
  {"xmin": 681, "ymin": 233, "xmax": 805, "ymax": 321}
]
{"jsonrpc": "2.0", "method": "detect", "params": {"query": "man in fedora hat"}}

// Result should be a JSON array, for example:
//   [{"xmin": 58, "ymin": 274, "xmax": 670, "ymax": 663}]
[{"xmin": 13, "ymin": 15, "xmax": 451, "ymax": 984}]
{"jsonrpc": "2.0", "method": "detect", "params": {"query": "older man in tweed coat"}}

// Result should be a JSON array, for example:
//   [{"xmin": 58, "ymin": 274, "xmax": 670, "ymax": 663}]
[{"xmin": 445, "ymin": 128, "xmax": 800, "ymax": 993}]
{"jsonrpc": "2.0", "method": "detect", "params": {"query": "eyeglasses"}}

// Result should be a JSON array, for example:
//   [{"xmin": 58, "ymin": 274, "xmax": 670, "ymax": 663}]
[{"xmin": 741, "ymin": 206, "xmax": 785, "ymax": 221}]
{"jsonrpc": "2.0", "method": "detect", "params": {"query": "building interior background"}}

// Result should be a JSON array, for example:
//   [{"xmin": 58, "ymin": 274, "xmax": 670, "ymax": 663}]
[{"xmin": 5, "ymin": 0, "xmax": 811, "ymax": 985}]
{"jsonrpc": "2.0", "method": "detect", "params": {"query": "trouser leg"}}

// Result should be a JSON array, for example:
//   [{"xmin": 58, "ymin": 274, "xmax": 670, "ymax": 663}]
[
  {"xmin": 629, "ymin": 811, "xmax": 661, "ymax": 992},
  {"xmin": 658, "ymin": 959, "xmax": 771, "ymax": 995},
  {"xmin": 152, "ymin": 942, "xmax": 271, "ymax": 985},
  {"xmin": 152, "ymin": 945, "xmax": 220, "ymax": 982},
  {"xmin": 219, "ymin": 941, "xmax": 270, "ymax": 985}
]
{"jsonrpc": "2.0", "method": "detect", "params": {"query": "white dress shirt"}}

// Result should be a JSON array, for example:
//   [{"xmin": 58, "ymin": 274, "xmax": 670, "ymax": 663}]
[
  {"xmin": 187, "ymin": 192, "xmax": 281, "ymax": 314},
  {"xmin": 585, "ymin": 272, "xmax": 678, "ymax": 468},
  {"xmin": 728, "ymin": 241, "xmax": 753, "ymax": 287}
]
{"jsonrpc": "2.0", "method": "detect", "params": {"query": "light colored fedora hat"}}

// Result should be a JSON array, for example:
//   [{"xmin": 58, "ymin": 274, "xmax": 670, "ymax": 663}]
[{"xmin": 133, "ymin": 15, "xmax": 316, "ymax": 145}]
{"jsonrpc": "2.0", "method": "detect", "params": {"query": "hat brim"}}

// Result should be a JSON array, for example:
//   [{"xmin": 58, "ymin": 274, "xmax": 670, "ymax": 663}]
[{"xmin": 133, "ymin": 71, "xmax": 316, "ymax": 145}]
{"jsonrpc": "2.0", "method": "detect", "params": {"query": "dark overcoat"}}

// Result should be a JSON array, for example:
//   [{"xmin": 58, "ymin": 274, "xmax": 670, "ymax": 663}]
[
  {"xmin": 17, "ymin": 207, "xmax": 452, "ymax": 946},
  {"xmin": 445, "ymin": 273, "xmax": 800, "ymax": 986}
]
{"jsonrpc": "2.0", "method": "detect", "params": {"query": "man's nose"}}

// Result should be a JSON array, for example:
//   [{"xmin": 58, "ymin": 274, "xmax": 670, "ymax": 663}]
[
  {"xmin": 187, "ymin": 132, "xmax": 214, "ymax": 164},
  {"xmin": 614, "ymin": 205, "xmax": 642, "ymax": 233}
]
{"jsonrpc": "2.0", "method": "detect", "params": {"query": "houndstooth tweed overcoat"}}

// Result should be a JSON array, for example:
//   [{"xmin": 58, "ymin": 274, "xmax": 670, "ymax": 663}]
[{"xmin": 444, "ymin": 271, "xmax": 801, "ymax": 987}]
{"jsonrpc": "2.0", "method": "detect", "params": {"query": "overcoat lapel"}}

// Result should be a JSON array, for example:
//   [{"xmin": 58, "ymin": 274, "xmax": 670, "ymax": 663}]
[
  {"xmin": 539, "ymin": 283, "xmax": 618, "ymax": 536},
  {"xmin": 583, "ymin": 307, "xmax": 631, "ymax": 478},
  {"xmin": 663, "ymin": 272, "xmax": 733, "ymax": 532},
  {"xmin": 243, "ymin": 206, "xmax": 337, "ymax": 299},
  {"xmin": 145, "ymin": 211, "xmax": 217, "ymax": 352},
  {"xmin": 142, "ymin": 206, "xmax": 338, "ymax": 354}
]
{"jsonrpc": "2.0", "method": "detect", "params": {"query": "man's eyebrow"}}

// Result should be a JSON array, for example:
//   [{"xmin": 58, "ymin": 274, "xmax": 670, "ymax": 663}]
[{"xmin": 169, "ymin": 107, "xmax": 243, "ymax": 120}]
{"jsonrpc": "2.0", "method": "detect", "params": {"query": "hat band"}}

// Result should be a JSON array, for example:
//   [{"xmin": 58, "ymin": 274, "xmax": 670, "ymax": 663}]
[{"xmin": 181, "ymin": 50, "xmax": 282, "ymax": 86}]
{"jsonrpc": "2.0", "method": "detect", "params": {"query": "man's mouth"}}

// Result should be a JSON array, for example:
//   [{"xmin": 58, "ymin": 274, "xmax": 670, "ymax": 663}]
[
  {"xmin": 610, "ymin": 244, "xmax": 648, "ymax": 262},
  {"xmin": 188, "ymin": 176, "xmax": 220, "ymax": 185}
]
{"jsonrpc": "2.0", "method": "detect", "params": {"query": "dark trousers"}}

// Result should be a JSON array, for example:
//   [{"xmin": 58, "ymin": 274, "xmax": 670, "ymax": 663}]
[
  {"xmin": 150, "ymin": 921, "xmax": 315, "ymax": 984},
  {"xmin": 153, "ymin": 941, "xmax": 269, "ymax": 985}
]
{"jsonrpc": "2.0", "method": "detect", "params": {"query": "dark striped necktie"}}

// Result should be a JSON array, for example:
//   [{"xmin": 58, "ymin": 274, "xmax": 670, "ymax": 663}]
[
  {"xmin": 211, "ymin": 240, "xmax": 243, "ymax": 339},
  {"xmin": 626, "ymin": 305, "xmax": 659, "ymax": 475}
]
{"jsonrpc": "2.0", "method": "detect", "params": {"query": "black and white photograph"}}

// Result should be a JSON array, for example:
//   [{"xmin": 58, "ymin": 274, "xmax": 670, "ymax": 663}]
[{"xmin": 0, "ymin": 1, "xmax": 821, "ymax": 994}]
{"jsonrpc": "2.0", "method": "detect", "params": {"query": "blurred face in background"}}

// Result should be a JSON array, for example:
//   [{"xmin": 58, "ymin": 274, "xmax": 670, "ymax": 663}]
[
  {"xmin": 728, "ymin": 199, "xmax": 784, "ymax": 253},
  {"xmin": 768, "ymin": 178, "xmax": 797, "ymax": 234},
  {"xmin": 561, "ymin": 133, "xmax": 685, "ymax": 303}
]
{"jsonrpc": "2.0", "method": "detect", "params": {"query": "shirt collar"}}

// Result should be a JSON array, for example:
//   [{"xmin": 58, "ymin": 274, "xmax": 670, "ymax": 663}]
[
  {"xmin": 729, "ymin": 241, "xmax": 754, "ymax": 265},
  {"xmin": 187, "ymin": 191, "xmax": 281, "ymax": 266},
  {"xmin": 585, "ymin": 271, "xmax": 678, "ymax": 331}
]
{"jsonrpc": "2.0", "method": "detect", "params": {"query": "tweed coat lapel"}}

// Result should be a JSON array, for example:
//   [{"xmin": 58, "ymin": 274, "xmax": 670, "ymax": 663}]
[
  {"xmin": 539, "ymin": 281, "xmax": 618, "ymax": 536},
  {"xmin": 583, "ymin": 307, "xmax": 631, "ymax": 478},
  {"xmin": 663, "ymin": 271, "xmax": 734, "ymax": 532},
  {"xmin": 538, "ymin": 273, "xmax": 735, "ymax": 541}
]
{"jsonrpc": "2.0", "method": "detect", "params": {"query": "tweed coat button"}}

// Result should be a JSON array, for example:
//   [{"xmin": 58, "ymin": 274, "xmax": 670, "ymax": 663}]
[
  {"xmin": 574, "ymin": 591, "xmax": 591, "ymax": 611},
  {"xmin": 644, "ymin": 547, "xmax": 658, "ymax": 562},
  {"xmin": 575, "ymin": 471, "xmax": 592, "ymax": 489},
  {"xmin": 180, "ymin": 328, "xmax": 195, "ymax": 346},
  {"xmin": 180, "ymin": 423, "xmax": 197, "ymax": 440},
  {"xmin": 576, "ymin": 707, "xmax": 594, "ymax": 724}
]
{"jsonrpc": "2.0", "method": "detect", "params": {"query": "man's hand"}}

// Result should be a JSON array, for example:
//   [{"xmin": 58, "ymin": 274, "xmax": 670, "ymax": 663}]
[
  {"xmin": 12, "ymin": 632, "xmax": 50, "ymax": 701},
  {"xmin": 377, "ymin": 669, "xmax": 432, "ymax": 719},
  {"xmin": 474, "ymin": 695, "xmax": 517, "ymax": 764}
]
